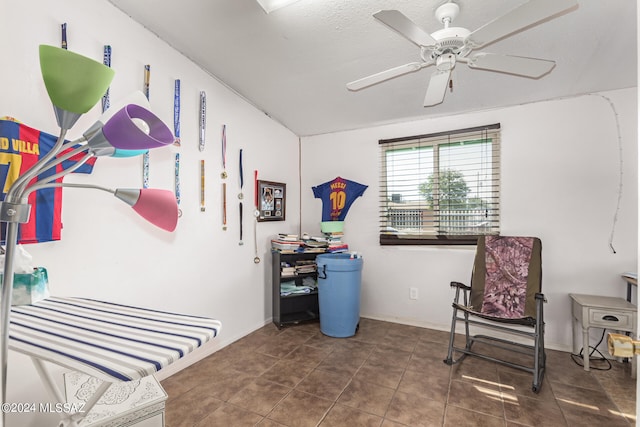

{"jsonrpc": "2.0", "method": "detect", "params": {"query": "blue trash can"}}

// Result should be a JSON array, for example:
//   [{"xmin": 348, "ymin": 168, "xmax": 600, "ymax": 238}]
[{"xmin": 316, "ymin": 253, "xmax": 363, "ymax": 338}]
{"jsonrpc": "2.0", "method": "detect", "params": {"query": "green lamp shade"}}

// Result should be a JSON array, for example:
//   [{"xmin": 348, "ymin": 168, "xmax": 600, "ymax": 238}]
[{"xmin": 39, "ymin": 45, "xmax": 115, "ymax": 114}]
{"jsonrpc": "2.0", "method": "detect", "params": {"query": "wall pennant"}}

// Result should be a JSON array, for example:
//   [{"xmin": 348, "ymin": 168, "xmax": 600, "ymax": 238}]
[
  {"xmin": 199, "ymin": 91, "xmax": 206, "ymax": 152},
  {"xmin": 173, "ymin": 79, "xmax": 181, "ymax": 147},
  {"xmin": 142, "ymin": 65, "xmax": 151, "ymax": 188}
]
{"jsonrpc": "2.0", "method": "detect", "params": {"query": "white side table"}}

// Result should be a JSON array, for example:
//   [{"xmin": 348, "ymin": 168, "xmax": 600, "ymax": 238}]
[
  {"xmin": 569, "ymin": 293, "xmax": 637, "ymax": 372},
  {"xmin": 64, "ymin": 372, "xmax": 167, "ymax": 426}
]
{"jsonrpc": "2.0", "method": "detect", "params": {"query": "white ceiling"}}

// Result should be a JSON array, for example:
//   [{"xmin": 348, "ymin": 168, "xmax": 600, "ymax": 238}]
[{"xmin": 108, "ymin": 0, "xmax": 636, "ymax": 137}]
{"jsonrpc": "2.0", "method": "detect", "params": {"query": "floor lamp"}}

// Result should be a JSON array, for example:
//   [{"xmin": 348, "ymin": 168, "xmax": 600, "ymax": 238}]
[{"xmin": 0, "ymin": 45, "xmax": 179, "ymax": 427}]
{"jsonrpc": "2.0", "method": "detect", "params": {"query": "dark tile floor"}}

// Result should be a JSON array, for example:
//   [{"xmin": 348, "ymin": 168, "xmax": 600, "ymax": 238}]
[{"xmin": 161, "ymin": 318, "xmax": 636, "ymax": 426}]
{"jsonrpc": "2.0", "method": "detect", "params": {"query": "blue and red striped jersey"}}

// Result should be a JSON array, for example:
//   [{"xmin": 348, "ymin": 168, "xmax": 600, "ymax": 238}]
[{"xmin": 0, "ymin": 119, "xmax": 97, "ymax": 244}]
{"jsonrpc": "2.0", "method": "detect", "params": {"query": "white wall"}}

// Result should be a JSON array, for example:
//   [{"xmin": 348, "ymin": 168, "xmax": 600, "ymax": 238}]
[
  {"xmin": 635, "ymin": 0, "xmax": 639, "ymax": 410},
  {"xmin": 0, "ymin": 1, "xmax": 637, "ymax": 425},
  {"xmin": 0, "ymin": 0, "xmax": 301, "ymax": 425},
  {"xmin": 301, "ymin": 88, "xmax": 638, "ymax": 353}
]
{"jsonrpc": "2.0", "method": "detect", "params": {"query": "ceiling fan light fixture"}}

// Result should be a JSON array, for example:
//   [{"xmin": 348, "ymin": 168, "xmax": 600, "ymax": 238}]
[
  {"xmin": 256, "ymin": 0, "xmax": 302, "ymax": 13},
  {"xmin": 436, "ymin": 54, "xmax": 456, "ymax": 72}
]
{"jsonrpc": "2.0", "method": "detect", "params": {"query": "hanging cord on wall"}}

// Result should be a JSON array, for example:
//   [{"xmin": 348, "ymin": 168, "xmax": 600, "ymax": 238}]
[
  {"xmin": 570, "ymin": 328, "xmax": 612, "ymax": 371},
  {"xmin": 298, "ymin": 136, "xmax": 302, "ymax": 237},
  {"xmin": 589, "ymin": 94, "xmax": 623, "ymax": 254}
]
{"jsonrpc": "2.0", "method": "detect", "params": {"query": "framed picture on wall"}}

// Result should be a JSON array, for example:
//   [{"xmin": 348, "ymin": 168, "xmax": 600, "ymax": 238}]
[{"xmin": 257, "ymin": 180, "xmax": 286, "ymax": 221}]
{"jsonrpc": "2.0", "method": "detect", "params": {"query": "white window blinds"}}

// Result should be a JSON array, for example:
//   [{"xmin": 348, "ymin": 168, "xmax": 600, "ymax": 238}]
[{"xmin": 379, "ymin": 124, "xmax": 501, "ymax": 245}]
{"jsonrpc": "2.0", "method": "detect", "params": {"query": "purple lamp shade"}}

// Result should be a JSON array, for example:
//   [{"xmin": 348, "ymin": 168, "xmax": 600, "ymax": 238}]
[
  {"xmin": 115, "ymin": 188, "xmax": 178, "ymax": 232},
  {"xmin": 103, "ymin": 104, "xmax": 174, "ymax": 150}
]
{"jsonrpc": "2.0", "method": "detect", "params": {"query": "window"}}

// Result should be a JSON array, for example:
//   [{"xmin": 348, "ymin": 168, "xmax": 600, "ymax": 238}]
[{"xmin": 379, "ymin": 124, "xmax": 500, "ymax": 245}]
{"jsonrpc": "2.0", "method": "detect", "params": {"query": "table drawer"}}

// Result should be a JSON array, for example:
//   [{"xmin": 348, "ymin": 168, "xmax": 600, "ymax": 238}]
[{"xmin": 589, "ymin": 308, "xmax": 635, "ymax": 330}]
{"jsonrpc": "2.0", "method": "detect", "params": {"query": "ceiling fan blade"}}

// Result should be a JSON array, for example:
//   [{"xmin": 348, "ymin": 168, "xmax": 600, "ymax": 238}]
[
  {"xmin": 466, "ymin": 0, "xmax": 577, "ymax": 48},
  {"xmin": 347, "ymin": 62, "xmax": 426, "ymax": 91},
  {"xmin": 373, "ymin": 10, "xmax": 437, "ymax": 47},
  {"xmin": 423, "ymin": 69, "xmax": 451, "ymax": 107},
  {"xmin": 467, "ymin": 53, "xmax": 555, "ymax": 78}
]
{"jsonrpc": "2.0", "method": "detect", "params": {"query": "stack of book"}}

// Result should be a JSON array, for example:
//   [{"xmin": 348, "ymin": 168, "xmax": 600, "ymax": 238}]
[
  {"xmin": 302, "ymin": 238, "xmax": 328, "ymax": 253},
  {"xmin": 324, "ymin": 231, "xmax": 349, "ymax": 253},
  {"xmin": 295, "ymin": 260, "xmax": 317, "ymax": 274},
  {"xmin": 278, "ymin": 233, "xmax": 299, "ymax": 241},
  {"xmin": 280, "ymin": 262, "xmax": 297, "ymax": 276},
  {"xmin": 271, "ymin": 234, "xmax": 303, "ymax": 252}
]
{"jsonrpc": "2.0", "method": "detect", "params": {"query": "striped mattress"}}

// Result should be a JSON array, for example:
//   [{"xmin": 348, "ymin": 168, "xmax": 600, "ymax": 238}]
[{"xmin": 8, "ymin": 296, "xmax": 222, "ymax": 382}]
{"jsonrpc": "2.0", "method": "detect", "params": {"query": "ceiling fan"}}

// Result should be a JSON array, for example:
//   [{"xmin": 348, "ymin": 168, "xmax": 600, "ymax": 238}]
[{"xmin": 346, "ymin": 0, "xmax": 578, "ymax": 106}]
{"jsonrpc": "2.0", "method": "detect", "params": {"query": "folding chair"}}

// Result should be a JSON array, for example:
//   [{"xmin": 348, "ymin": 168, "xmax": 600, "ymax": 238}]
[{"xmin": 444, "ymin": 235, "xmax": 545, "ymax": 392}]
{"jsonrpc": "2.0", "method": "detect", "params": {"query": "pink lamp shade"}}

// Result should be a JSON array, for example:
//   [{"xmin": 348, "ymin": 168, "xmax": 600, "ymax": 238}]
[{"xmin": 114, "ymin": 188, "xmax": 178, "ymax": 232}]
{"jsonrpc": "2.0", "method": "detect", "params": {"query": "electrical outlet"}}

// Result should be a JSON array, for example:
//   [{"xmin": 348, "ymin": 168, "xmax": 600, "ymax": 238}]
[{"xmin": 410, "ymin": 287, "xmax": 418, "ymax": 300}]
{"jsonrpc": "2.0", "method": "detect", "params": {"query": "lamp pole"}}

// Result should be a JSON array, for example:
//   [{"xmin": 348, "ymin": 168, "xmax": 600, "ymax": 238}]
[
  {"xmin": 0, "ymin": 201, "xmax": 34, "ymax": 427},
  {"xmin": 0, "ymin": 222, "xmax": 19, "ymax": 427},
  {"xmin": 0, "ymin": 128, "xmax": 69, "ymax": 427}
]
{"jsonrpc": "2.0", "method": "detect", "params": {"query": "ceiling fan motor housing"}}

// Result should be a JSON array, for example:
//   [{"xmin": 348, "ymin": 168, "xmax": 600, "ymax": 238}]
[
  {"xmin": 432, "ymin": 28, "xmax": 470, "ymax": 46},
  {"xmin": 428, "ymin": 2, "xmax": 472, "ymax": 59},
  {"xmin": 424, "ymin": 27, "xmax": 471, "ymax": 60}
]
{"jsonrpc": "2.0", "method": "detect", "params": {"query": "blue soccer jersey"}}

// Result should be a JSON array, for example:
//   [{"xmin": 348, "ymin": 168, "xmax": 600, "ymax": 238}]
[{"xmin": 312, "ymin": 176, "xmax": 368, "ymax": 222}]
